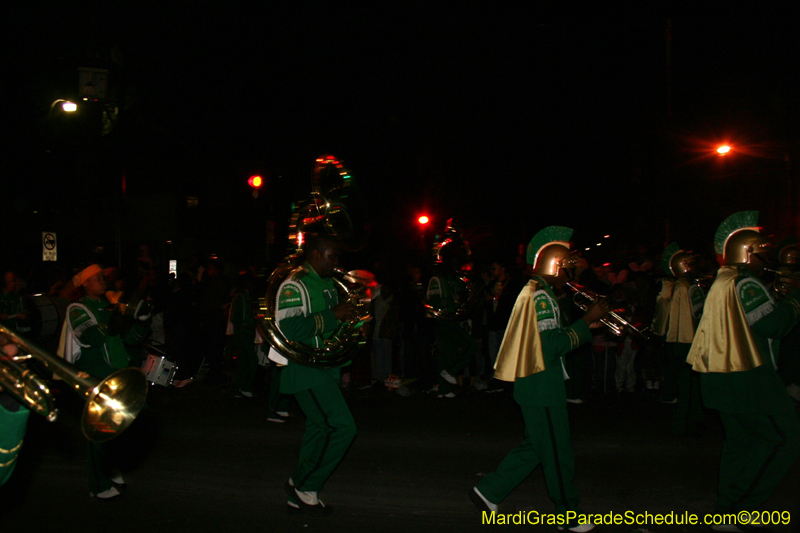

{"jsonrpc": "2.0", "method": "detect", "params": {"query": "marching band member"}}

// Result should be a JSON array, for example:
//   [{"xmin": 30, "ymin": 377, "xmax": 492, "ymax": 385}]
[
  {"xmin": 274, "ymin": 233, "xmax": 359, "ymax": 517},
  {"xmin": 659, "ymin": 243, "xmax": 706, "ymax": 435},
  {"xmin": 426, "ymin": 220, "xmax": 478, "ymax": 398},
  {"xmin": 60, "ymin": 264, "xmax": 151, "ymax": 500},
  {"xmin": 687, "ymin": 211, "xmax": 800, "ymax": 527},
  {"xmin": 470, "ymin": 226, "xmax": 608, "ymax": 532}
]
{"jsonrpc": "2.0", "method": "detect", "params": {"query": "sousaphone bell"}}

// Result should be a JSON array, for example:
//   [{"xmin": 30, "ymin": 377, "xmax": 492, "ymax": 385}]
[{"xmin": 256, "ymin": 155, "xmax": 374, "ymax": 369}]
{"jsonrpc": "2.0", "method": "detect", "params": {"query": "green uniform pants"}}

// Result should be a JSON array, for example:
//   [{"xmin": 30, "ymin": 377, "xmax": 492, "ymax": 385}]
[
  {"xmin": 435, "ymin": 320, "xmax": 478, "ymax": 395},
  {"xmin": 87, "ymin": 440, "xmax": 116, "ymax": 495},
  {"xmin": 715, "ymin": 411, "xmax": 800, "ymax": 512},
  {"xmin": 477, "ymin": 405, "xmax": 582, "ymax": 525},
  {"xmin": 234, "ymin": 333, "xmax": 258, "ymax": 394},
  {"xmin": 660, "ymin": 342, "xmax": 681, "ymax": 402},
  {"xmin": 671, "ymin": 343, "xmax": 705, "ymax": 435},
  {"xmin": 269, "ymin": 365, "xmax": 290, "ymax": 413},
  {"xmin": 292, "ymin": 379, "xmax": 357, "ymax": 493}
]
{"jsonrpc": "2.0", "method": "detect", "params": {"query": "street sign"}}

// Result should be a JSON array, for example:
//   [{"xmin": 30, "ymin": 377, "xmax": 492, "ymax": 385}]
[{"xmin": 42, "ymin": 232, "xmax": 57, "ymax": 261}]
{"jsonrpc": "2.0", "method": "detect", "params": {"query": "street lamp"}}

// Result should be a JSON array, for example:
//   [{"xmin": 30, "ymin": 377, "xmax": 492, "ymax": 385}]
[
  {"xmin": 717, "ymin": 145, "xmax": 731, "ymax": 155},
  {"xmin": 49, "ymin": 99, "xmax": 77, "ymax": 113}
]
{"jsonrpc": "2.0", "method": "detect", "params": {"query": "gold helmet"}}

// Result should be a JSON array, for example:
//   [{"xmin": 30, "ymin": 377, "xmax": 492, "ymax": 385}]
[
  {"xmin": 527, "ymin": 226, "xmax": 578, "ymax": 277},
  {"xmin": 777, "ymin": 237, "xmax": 799, "ymax": 268},
  {"xmin": 714, "ymin": 211, "xmax": 772, "ymax": 265},
  {"xmin": 661, "ymin": 242, "xmax": 695, "ymax": 278}
]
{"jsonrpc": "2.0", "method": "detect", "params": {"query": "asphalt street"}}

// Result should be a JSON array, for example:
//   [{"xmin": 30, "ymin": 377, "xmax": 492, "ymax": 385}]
[{"xmin": 2, "ymin": 374, "xmax": 799, "ymax": 533}]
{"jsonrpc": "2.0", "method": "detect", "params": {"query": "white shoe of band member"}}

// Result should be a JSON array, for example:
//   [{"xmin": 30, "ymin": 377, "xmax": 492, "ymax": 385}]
[
  {"xmin": 289, "ymin": 478, "xmax": 325, "ymax": 507},
  {"xmin": 558, "ymin": 521, "xmax": 595, "ymax": 532},
  {"xmin": 439, "ymin": 370, "xmax": 457, "ymax": 385},
  {"xmin": 110, "ymin": 471, "xmax": 125, "ymax": 485},
  {"xmin": 94, "ymin": 486, "xmax": 121, "ymax": 499},
  {"xmin": 472, "ymin": 487, "xmax": 498, "ymax": 512},
  {"xmin": 295, "ymin": 488, "xmax": 324, "ymax": 506}
]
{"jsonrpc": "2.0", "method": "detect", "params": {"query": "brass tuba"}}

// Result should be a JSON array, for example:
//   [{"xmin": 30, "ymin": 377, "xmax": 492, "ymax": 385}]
[
  {"xmin": 423, "ymin": 219, "xmax": 481, "ymax": 320},
  {"xmin": 566, "ymin": 282, "xmax": 652, "ymax": 340},
  {"xmin": 255, "ymin": 155, "xmax": 374, "ymax": 369},
  {"xmin": 0, "ymin": 324, "xmax": 147, "ymax": 442}
]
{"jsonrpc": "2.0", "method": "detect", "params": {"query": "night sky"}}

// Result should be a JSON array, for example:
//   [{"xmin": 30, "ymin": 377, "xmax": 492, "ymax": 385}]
[{"xmin": 5, "ymin": 3, "xmax": 800, "ymax": 273}]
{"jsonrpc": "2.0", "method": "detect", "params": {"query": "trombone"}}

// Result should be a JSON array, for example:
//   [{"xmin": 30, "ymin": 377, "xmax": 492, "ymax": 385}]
[
  {"xmin": 565, "ymin": 282, "xmax": 652, "ymax": 340},
  {"xmin": 0, "ymin": 324, "xmax": 147, "ymax": 442}
]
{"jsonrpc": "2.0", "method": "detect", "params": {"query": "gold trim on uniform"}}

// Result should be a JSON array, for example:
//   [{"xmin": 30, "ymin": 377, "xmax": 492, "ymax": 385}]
[
  {"xmin": 0, "ymin": 455, "xmax": 19, "ymax": 468},
  {"xmin": 566, "ymin": 327, "xmax": 580, "ymax": 350},
  {"xmin": 0, "ymin": 441, "xmax": 22, "ymax": 455}
]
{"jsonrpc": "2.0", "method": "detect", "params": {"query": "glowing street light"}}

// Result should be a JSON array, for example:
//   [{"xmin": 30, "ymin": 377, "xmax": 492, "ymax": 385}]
[
  {"xmin": 50, "ymin": 99, "xmax": 77, "ymax": 113},
  {"xmin": 717, "ymin": 145, "xmax": 731, "ymax": 155}
]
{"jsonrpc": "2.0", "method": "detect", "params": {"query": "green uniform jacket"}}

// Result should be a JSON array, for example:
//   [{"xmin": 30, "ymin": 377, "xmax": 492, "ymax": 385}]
[
  {"xmin": 513, "ymin": 279, "xmax": 592, "ymax": 407},
  {"xmin": 701, "ymin": 267, "xmax": 800, "ymax": 414},
  {"xmin": 69, "ymin": 296, "xmax": 150, "ymax": 379},
  {"xmin": 0, "ymin": 401, "xmax": 29, "ymax": 486},
  {"xmin": 277, "ymin": 263, "xmax": 343, "ymax": 394},
  {"xmin": 427, "ymin": 272, "xmax": 464, "ymax": 317}
]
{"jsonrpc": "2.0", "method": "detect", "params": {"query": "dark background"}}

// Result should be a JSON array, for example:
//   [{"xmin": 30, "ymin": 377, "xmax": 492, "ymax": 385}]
[{"xmin": 4, "ymin": 2, "xmax": 800, "ymax": 276}]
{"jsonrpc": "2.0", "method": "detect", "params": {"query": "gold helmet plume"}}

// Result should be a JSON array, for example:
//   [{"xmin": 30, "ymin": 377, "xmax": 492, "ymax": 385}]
[{"xmin": 527, "ymin": 226, "xmax": 577, "ymax": 277}]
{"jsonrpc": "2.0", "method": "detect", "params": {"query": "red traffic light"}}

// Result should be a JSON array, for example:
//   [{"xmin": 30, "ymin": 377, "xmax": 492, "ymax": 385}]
[{"xmin": 248, "ymin": 175, "xmax": 263, "ymax": 188}]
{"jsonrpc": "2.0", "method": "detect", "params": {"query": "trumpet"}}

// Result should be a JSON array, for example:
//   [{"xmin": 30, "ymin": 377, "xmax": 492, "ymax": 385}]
[
  {"xmin": 0, "ymin": 324, "xmax": 147, "ymax": 442},
  {"xmin": 565, "ymin": 282, "xmax": 652, "ymax": 340},
  {"xmin": 764, "ymin": 268, "xmax": 800, "ymax": 299}
]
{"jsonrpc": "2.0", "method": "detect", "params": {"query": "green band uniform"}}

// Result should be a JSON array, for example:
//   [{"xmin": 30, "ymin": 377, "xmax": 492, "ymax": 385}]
[
  {"xmin": 67, "ymin": 296, "xmax": 149, "ymax": 496},
  {"xmin": 277, "ymin": 263, "xmax": 356, "ymax": 494},
  {"xmin": 687, "ymin": 265, "xmax": 800, "ymax": 513},
  {"xmin": 427, "ymin": 273, "xmax": 478, "ymax": 395},
  {"xmin": 478, "ymin": 277, "xmax": 592, "ymax": 527}
]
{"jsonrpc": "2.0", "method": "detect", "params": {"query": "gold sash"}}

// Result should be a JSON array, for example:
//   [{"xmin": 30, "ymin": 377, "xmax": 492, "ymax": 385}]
[
  {"xmin": 666, "ymin": 278, "xmax": 697, "ymax": 343},
  {"xmin": 686, "ymin": 266, "xmax": 762, "ymax": 373},
  {"xmin": 493, "ymin": 279, "xmax": 546, "ymax": 382},
  {"xmin": 651, "ymin": 278, "xmax": 674, "ymax": 336}
]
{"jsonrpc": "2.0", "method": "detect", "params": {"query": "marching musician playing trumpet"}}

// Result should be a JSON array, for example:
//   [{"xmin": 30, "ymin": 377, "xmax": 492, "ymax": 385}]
[
  {"xmin": 687, "ymin": 211, "xmax": 800, "ymax": 525},
  {"xmin": 470, "ymin": 226, "xmax": 609, "ymax": 532}
]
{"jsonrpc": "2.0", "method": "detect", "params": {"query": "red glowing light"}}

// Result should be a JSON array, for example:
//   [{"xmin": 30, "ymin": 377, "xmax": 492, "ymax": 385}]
[
  {"xmin": 248, "ymin": 175, "xmax": 263, "ymax": 188},
  {"xmin": 418, "ymin": 215, "xmax": 430, "ymax": 225}
]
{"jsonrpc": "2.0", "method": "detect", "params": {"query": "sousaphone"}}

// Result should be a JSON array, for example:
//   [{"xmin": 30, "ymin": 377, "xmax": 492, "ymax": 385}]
[
  {"xmin": 423, "ymin": 219, "xmax": 481, "ymax": 320},
  {"xmin": 256, "ymin": 155, "xmax": 374, "ymax": 369}
]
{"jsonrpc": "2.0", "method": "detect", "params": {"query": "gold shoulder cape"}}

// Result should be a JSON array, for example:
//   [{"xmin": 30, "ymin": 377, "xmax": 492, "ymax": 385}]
[
  {"xmin": 651, "ymin": 278, "xmax": 674, "ymax": 336},
  {"xmin": 666, "ymin": 278, "xmax": 697, "ymax": 343},
  {"xmin": 686, "ymin": 266, "xmax": 762, "ymax": 373},
  {"xmin": 493, "ymin": 279, "xmax": 546, "ymax": 382}
]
